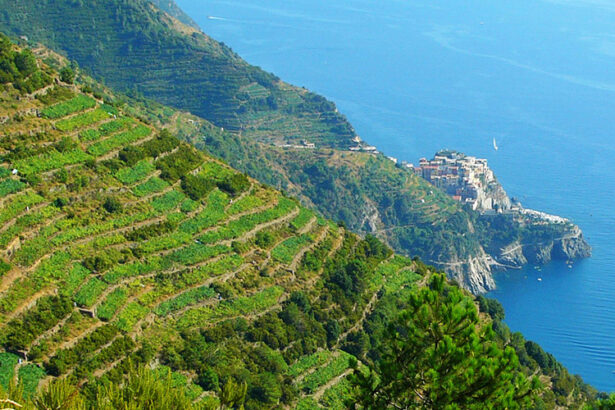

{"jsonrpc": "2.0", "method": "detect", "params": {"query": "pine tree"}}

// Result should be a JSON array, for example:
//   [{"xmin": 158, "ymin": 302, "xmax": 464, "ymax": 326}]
[
  {"xmin": 33, "ymin": 378, "xmax": 85, "ymax": 410},
  {"xmin": 351, "ymin": 273, "xmax": 541, "ymax": 409},
  {"xmin": 219, "ymin": 378, "xmax": 247, "ymax": 410}
]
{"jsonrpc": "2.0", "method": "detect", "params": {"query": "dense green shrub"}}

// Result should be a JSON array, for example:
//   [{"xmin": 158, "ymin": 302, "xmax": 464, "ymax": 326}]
[
  {"xmin": 217, "ymin": 173, "xmax": 250, "ymax": 196},
  {"xmin": 59, "ymin": 66, "xmax": 74, "ymax": 83},
  {"xmin": 141, "ymin": 130, "xmax": 179, "ymax": 158},
  {"xmin": 125, "ymin": 221, "xmax": 175, "ymax": 242},
  {"xmin": 3, "ymin": 295, "xmax": 73, "ymax": 351},
  {"xmin": 0, "ymin": 34, "xmax": 52, "ymax": 93},
  {"xmin": 156, "ymin": 146, "xmax": 202, "ymax": 182},
  {"xmin": 118, "ymin": 145, "xmax": 146, "ymax": 166},
  {"xmin": 82, "ymin": 254, "xmax": 114, "ymax": 273},
  {"xmin": 0, "ymin": 259, "xmax": 10, "ymax": 277},
  {"xmin": 477, "ymin": 295, "xmax": 505, "ymax": 321},
  {"xmin": 180, "ymin": 174, "xmax": 215, "ymax": 200},
  {"xmin": 103, "ymin": 197, "xmax": 122, "ymax": 213}
]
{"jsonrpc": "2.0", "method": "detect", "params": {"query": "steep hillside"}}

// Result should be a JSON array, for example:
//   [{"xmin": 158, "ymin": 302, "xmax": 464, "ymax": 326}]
[
  {"xmin": 149, "ymin": 0, "xmax": 200, "ymax": 28},
  {"xmin": 187, "ymin": 132, "xmax": 590, "ymax": 293},
  {"xmin": 0, "ymin": 37, "xmax": 598, "ymax": 409},
  {"xmin": 0, "ymin": 38, "xmax": 405, "ymax": 408},
  {"xmin": 0, "ymin": 0, "xmax": 493, "ymax": 285},
  {"xmin": 0, "ymin": 0, "xmax": 355, "ymax": 148},
  {"xmin": 0, "ymin": 0, "xmax": 591, "ymax": 294}
]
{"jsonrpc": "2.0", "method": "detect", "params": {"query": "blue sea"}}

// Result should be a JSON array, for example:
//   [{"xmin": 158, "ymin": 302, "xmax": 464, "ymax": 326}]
[{"xmin": 177, "ymin": 0, "xmax": 615, "ymax": 391}]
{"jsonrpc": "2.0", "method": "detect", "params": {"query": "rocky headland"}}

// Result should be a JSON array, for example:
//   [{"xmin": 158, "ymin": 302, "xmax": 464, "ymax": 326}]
[{"xmin": 412, "ymin": 150, "xmax": 591, "ymax": 293}]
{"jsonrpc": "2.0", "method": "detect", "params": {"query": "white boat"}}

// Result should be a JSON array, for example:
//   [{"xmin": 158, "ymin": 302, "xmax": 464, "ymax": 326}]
[
  {"xmin": 493, "ymin": 137, "xmax": 498, "ymax": 151},
  {"xmin": 537, "ymin": 278, "xmax": 542, "ymax": 281}
]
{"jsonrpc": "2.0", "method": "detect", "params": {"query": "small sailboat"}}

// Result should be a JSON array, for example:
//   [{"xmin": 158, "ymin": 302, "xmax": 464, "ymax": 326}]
[{"xmin": 493, "ymin": 137, "xmax": 498, "ymax": 151}]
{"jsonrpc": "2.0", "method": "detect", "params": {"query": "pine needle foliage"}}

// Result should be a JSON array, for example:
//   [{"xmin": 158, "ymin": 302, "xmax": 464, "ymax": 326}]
[
  {"xmin": 350, "ymin": 273, "xmax": 541, "ymax": 409},
  {"xmin": 32, "ymin": 378, "xmax": 85, "ymax": 410},
  {"xmin": 93, "ymin": 365, "xmax": 201, "ymax": 410}
]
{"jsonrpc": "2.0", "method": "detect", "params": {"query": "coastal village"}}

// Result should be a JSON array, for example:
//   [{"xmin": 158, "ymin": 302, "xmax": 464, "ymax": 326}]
[
  {"xmin": 409, "ymin": 150, "xmax": 512, "ymax": 212},
  {"xmin": 283, "ymin": 137, "xmax": 570, "ymax": 227},
  {"xmin": 345, "ymin": 140, "xmax": 509, "ymax": 213},
  {"xmin": 408, "ymin": 150, "xmax": 570, "ymax": 225}
]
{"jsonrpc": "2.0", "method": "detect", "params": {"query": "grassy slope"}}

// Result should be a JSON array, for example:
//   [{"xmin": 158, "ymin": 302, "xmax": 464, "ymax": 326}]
[
  {"xmin": 0, "ymin": 0, "xmax": 355, "ymax": 147},
  {"xmin": 0, "ymin": 44, "xmax": 417, "ymax": 408},
  {"xmin": 0, "ymin": 0, "xmax": 490, "ymax": 277},
  {"xmin": 0, "ymin": 40, "xmax": 595, "ymax": 409}
]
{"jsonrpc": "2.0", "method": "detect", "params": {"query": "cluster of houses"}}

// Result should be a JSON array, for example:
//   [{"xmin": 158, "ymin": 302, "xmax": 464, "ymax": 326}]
[
  {"xmin": 348, "ymin": 135, "xmax": 378, "ymax": 153},
  {"xmin": 278, "ymin": 139, "xmax": 316, "ymax": 149},
  {"xmin": 410, "ymin": 150, "xmax": 494, "ymax": 208}
]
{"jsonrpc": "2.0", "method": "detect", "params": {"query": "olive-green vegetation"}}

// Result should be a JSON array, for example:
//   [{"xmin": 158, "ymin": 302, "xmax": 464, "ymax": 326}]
[
  {"xmin": 0, "ymin": 0, "xmax": 584, "ymax": 296},
  {"xmin": 0, "ymin": 33, "xmax": 52, "ymax": 93},
  {"xmin": 0, "ymin": 30, "xmax": 601, "ymax": 410},
  {"xmin": 351, "ymin": 274, "xmax": 539, "ymax": 409},
  {"xmin": 0, "ymin": 0, "xmax": 354, "ymax": 146}
]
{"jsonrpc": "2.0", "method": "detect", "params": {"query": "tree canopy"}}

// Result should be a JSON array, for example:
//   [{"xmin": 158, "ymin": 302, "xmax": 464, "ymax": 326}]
[{"xmin": 351, "ymin": 273, "xmax": 540, "ymax": 409}]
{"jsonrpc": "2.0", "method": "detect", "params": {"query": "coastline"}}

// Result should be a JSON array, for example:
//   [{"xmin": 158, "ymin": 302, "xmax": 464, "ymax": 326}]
[{"xmin": 405, "ymin": 150, "xmax": 591, "ymax": 293}]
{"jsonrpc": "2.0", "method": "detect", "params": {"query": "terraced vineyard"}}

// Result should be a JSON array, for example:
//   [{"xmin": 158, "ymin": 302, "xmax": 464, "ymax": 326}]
[
  {"xmin": 0, "ymin": 48, "xmax": 423, "ymax": 408},
  {"xmin": 0, "ymin": 28, "xmax": 599, "ymax": 410}
]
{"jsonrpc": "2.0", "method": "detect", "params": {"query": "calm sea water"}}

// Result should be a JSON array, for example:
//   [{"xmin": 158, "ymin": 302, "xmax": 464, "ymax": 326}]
[{"xmin": 177, "ymin": 0, "xmax": 615, "ymax": 391}]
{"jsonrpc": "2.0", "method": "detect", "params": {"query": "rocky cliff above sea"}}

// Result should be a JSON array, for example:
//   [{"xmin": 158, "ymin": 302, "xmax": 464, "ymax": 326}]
[
  {"xmin": 415, "ymin": 151, "xmax": 592, "ymax": 294},
  {"xmin": 496, "ymin": 225, "xmax": 591, "ymax": 267}
]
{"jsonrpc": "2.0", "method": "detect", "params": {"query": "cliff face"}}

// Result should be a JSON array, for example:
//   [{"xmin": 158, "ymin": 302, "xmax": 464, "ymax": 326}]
[
  {"xmin": 436, "ymin": 250, "xmax": 497, "ymax": 294},
  {"xmin": 474, "ymin": 170, "xmax": 512, "ymax": 212},
  {"xmin": 434, "ymin": 222, "xmax": 591, "ymax": 293},
  {"xmin": 491, "ymin": 225, "xmax": 591, "ymax": 267},
  {"xmin": 553, "ymin": 226, "xmax": 592, "ymax": 259},
  {"xmin": 412, "ymin": 151, "xmax": 591, "ymax": 293},
  {"xmin": 523, "ymin": 226, "xmax": 591, "ymax": 264},
  {"xmin": 496, "ymin": 241, "xmax": 528, "ymax": 268}
]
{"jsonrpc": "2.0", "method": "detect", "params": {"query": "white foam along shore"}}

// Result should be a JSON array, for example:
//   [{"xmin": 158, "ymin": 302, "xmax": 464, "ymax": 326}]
[{"xmin": 520, "ymin": 208, "xmax": 570, "ymax": 224}]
